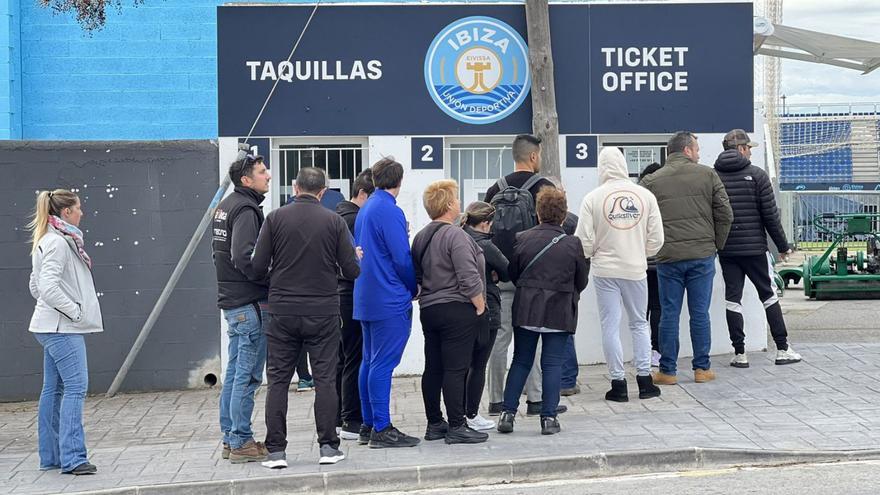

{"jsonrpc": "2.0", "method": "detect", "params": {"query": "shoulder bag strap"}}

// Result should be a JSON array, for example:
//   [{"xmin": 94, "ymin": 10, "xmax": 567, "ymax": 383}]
[
  {"xmin": 520, "ymin": 233, "xmax": 566, "ymax": 279},
  {"xmin": 414, "ymin": 223, "xmax": 450, "ymax": 284}
]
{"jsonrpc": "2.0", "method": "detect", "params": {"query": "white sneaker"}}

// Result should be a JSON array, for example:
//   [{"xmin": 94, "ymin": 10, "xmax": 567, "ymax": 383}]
[
  {"xmin": 730, "ymin": 353, "xmax": 749, "ymax": 368},
  {"xmin": 651, "ymin": 350, "xmax": 661, "ymax": 368},
  {"xmin": 467, "ymin": 414, "xmax": 496, "ymax": 431},
  {"xmin": 261, "ymin": 452, "xmax": 288, "ymax": 469},
  {"xmin": 775, "ymin": 347, "xmax": 802, "ymax": 365}
]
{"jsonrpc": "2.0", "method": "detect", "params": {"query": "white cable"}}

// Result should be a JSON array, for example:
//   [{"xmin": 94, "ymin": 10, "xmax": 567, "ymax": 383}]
[{"xmin": 244, "ymin": 2, "xmax": 321, "ymax": 144}]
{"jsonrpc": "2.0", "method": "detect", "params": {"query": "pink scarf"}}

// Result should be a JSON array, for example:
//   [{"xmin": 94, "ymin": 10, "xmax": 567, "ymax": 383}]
[{"xmin": 48, "ymin": 215, "xmax": 92, "ymax": 269}]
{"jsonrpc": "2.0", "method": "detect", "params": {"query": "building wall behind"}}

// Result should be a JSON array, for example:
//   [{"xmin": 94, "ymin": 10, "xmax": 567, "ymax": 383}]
[
  {"xmin": 0, "ymin": 140, "xmax": 221, "ymax": 401},
  {"xmin": 16, "ymin": 0, "xmax": 447, "ymax": 140},
  {"xmin": 1, "ymin": 0, "xmax": 21, "ymax": 139}
]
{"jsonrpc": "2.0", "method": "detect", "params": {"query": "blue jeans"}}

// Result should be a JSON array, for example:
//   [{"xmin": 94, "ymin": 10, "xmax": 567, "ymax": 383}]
[
  {"xmin": 219, "ymin": 302, "xmax": 268, "ymax": 449},
  {"xmin": 33, "ymin": 333, "xmax": 89, "ymax": 472},
  {"xmin": 560, "ymin": 334, "xmax": 578, "ymax": 389},
  {"xmin": 656, "ymin": 255, "xmax": 716, "ymax": 375},
  {"xmin": 359, "ymin": 311, "xmax": 412, "ymax": 432},
  {"xmin": 502, "ymin": 329, "xmax": 568, "ymax": 418}
]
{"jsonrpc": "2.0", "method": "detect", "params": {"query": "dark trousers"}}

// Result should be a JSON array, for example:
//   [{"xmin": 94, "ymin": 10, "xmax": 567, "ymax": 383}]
[
  {"xmin": 646, "ymin": 269, "xmax": 662, "ymax": 351},
  {"xmin": 560, "ymin": 334, "xmax": 578, "ymax": 389},
  {"xmin": 264, "ymin": 314, "xmax": 340, "ymax": 453},
  {"xmin": 502, "ymin": 329, "xmax": 568, "ymax": 418},
  {"xmin": 719, "ymin": 254, "xmax": 789, "ymax": 354},
  {"xmin": 296, "ymin": 352, "xmax": 311, "ymax": 381},
  {"xmin": 465, "ymin": 318, "xmax": 496, "ymax": 418},
  {"xmin": 337, "ymin": 299, "xmax": 363, "ymax": 426},
  {"xmin": 420, "ymin": 302, "xmax": 479, "ymax": 428}
]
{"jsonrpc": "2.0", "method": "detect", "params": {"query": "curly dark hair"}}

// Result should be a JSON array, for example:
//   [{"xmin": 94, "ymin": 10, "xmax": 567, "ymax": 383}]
[{"xmin": 536, "ymin": 188, "xmax": 568, "ymax": 226}]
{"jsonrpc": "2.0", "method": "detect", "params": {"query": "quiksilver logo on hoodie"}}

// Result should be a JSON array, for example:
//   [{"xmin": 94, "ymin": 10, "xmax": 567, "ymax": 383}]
[{"xmin": 603, "ymin": 194, "xmax": 643, "ymax": 230}]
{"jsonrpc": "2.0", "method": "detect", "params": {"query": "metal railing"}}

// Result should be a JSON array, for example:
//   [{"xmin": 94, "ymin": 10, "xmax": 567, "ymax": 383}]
[
  {"xmin": 781, "ymin": 102, "xmax": 880, "ymax": 118},
  {"xmin": 780, "ymin": 191, "xmax": 880, "ymax": 251}
]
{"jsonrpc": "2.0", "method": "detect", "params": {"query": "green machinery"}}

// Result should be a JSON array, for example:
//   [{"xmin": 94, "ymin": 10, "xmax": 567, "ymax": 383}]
[{"xmin": 779, "ymin": 213, "xmax": 880, "ymax": 299}]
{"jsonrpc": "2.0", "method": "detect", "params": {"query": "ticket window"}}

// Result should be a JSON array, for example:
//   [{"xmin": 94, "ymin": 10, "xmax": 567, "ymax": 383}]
[
  {"xmin": 604, "ymin": 142, "xmax": 667, "ymax": 181},
  {"xmin": 273, "ymin": 140, "xmax": 367, "ymax": 208}
]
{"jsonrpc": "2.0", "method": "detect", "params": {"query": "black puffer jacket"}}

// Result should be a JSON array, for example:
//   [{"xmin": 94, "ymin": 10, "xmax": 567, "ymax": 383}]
[
  {"xmin": 714, "ymin": 150, "xmax": 789, "ymax": 256},
  {"xmin": 465, "ymin": 226, "xmax": 509, "ymax": 330}
]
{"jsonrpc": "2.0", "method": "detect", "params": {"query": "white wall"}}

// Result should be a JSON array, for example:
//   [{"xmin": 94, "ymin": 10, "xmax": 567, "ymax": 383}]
[{"xmin": 218, "ymin": 121, "xmax": 772, "ymax": 380}]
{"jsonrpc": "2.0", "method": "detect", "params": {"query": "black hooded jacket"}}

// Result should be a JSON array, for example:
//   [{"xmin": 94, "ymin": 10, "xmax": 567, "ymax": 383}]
[
  {"xmin": 713, "ymin": 150, "xmax": 789, "ymax": 256},
  {"xmin": 336, "ymin": 200, "xmax": 360, "ymax": 298},
  {"xmin": 464, "ymin": 226, "xmax": 509, "ymax": 329}
]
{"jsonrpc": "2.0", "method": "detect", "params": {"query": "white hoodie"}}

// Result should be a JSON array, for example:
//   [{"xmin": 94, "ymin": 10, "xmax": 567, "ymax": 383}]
[{"xmin": 574, "ymin": 147, "xmax": 664, "ymax": 281}]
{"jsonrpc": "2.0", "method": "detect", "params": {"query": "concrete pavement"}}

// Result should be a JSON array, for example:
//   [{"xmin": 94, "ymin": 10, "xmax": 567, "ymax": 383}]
[{"xmin": 3, "ymin": 341, "xmax": 880, "ymax": 494}]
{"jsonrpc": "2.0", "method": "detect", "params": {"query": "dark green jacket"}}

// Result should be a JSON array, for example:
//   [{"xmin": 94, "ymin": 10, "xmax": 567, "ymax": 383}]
[{"xmin": 640, "ymin": 152, "xmax": 733, "ymax": 263}]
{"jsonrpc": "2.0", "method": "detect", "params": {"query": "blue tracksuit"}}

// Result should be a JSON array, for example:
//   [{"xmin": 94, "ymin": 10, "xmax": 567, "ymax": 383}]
[{"xmin": 353, "ymin": 189, "xmax": 417, "ymax": 432}]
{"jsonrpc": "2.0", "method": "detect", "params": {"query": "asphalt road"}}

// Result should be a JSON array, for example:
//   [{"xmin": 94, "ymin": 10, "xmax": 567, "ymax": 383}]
[
  {"xmin": 382, "ymin": 460, "xmax": 880, "ymax": 495},
  {"xmin": 780, "ymin": 288, "xmax": 880, "ymax": 343}
]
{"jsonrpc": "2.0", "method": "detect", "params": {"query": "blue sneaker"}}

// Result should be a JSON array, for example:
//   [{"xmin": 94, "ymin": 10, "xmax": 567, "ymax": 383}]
[{"xmin": 297, "ymin": 378, "xmax": 315, "ymax": 392}]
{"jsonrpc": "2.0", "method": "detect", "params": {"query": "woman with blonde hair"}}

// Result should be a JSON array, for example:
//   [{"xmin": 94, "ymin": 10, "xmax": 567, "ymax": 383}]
[
  {"xmin": 411, "ymin": 180, "xmax": 488, "ymax": 444},
  {"xmin": 27, "ymin": 189, "xmax": 103, "ymax": 475}
]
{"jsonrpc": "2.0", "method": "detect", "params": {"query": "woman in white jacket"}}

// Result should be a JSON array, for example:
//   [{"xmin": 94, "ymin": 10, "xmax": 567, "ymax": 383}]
[
  {"xmin": 574, "ymin": 147, "xmax": 664, "ymax": 403},
  {"xmin": 27, "ymin": 189, "xmax": 103, "ymax": 476}
]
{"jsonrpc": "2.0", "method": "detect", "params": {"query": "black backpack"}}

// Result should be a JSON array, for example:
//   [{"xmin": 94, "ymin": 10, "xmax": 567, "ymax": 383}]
[{"xmin": 490, "ymin": 174, "xmax": 545, "ymax": 260}]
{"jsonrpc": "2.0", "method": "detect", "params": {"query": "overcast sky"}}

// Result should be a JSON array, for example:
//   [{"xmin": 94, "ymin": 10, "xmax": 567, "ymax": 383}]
[{"xmin": 774, "ymin": 0, "xmax": 880, "ymax": 107}]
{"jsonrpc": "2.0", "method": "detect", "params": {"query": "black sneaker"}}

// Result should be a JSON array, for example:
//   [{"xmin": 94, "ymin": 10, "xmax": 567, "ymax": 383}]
[
  {"xmin": 369, "ymin": 425, "xmax": 421, "ymax": 448},
  {"xmin": 637, "ymin": 374, "xmax": 661, "ymax": 400},
  {"xmin": 541, "ymin": 416, "xmax": 561, "ymax": 435},
  {"xmin": 357, "ymin": 424, "xmax": 372, "ymax": 445},
  {"xmin": 497, "ymin": 411, "xmax": 516, "ymax": 434},
  {"xmin": 340, "ymin": 421, "xmax": 362, "ymax": 441},
  {"xmin": 526, "ymin": 401, "xmax": 568, "ymax": 417},
  {"xmin": 487, "ymin": 402, "xmax": 503, "ymax": 416},
  {"xmin": 604, "ymin": 379, "xmax": 629, "ymax": 403},
  {"xmin": 424, "ymin": 420, "xmax": 449, "ymax": 441},
  {"xmin": 445, "ymin": 424, "xmax": 489, "ymax": 445},
  {"xmin": 62, "ymin": 462, "xmax": 97, "ymax": 475}
]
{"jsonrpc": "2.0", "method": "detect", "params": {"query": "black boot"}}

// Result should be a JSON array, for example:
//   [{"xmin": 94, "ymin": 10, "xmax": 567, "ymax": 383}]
[
  {"xmin": 604, "ymin": 379, "xmax": 629, "ymax": 402},
  {"xmin": 637, "ymin": 375, "xmax": 661, "ymax": 399}
]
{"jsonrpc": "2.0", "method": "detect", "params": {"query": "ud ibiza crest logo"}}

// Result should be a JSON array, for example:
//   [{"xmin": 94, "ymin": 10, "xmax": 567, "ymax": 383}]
[
  {"xmin": 603, "ymin": 194, "xmax": 644, "ymax": 230},
  {"xmin": 424, "ymin": 16, "xmax": 531, "ymax": 125}
]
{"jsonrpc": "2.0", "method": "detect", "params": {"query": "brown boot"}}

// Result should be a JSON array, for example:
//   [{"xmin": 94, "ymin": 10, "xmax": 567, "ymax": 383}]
[
  {"xmin": 652, "ymin": 371, "xmax": 678, "ymax": 385},
  {"xmin": 221, "ymin": 443, "xmax": 230, "ymax": 460},
  {"xmin": 694, "ymin": 369, "xmax": 716, "ymax": 383},
  {"xmin": 229, "ymin": 440, "xmax": 268, "ymax": 464}
]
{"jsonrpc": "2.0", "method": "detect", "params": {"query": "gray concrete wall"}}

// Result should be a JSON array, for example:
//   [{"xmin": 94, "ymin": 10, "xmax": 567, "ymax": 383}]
[{"xmin": 0, "ymin": 140, "xmax": 221, "ymax": 401}]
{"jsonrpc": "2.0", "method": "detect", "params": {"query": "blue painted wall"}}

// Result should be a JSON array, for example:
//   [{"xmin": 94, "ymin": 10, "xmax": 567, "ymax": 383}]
[
  {"xmin": 1, "ymin": 0, "xmax": 21, "ymax": 139},
  {"xmin": 10, "ymin": 0, "xmax": 472, "ymax": 140}
]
